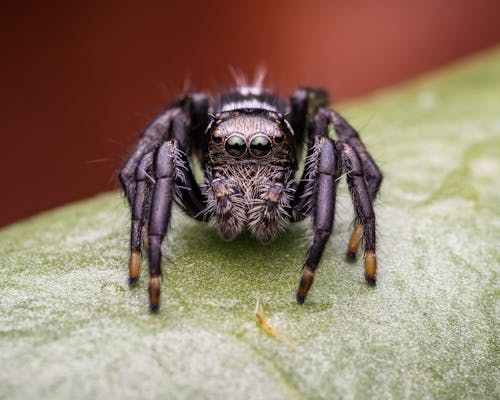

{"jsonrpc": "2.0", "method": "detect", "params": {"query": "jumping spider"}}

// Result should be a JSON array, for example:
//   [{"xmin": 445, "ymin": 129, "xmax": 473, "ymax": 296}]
[{"xmin": 119, "ymin": 78, "xmax": 382, "ymax": 312}]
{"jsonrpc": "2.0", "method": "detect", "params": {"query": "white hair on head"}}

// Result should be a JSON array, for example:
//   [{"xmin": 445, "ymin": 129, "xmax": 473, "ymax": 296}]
[{"xmin": 228, "ymin": 65, "xmax": 268, "ymax": 95}]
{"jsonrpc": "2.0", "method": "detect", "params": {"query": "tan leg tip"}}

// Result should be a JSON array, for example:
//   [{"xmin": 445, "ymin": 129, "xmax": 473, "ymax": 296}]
[
  {"xmin": 365, "ymin": 250, "xmax": 377, "ymax": 285},
  {"xmin": 297, "ymin": 267, "xmax": 315, "ymax": 304},
  {"xmin": 347, "ymin": 223, "xmax": 363, "ymax": 259},
  {"xmin": 128, "ymin": 251, "xmax": 141, "ymax": 284},
  {"xmin": 149, "ymin": 275, "xmax": 161, "ymax": 312}
]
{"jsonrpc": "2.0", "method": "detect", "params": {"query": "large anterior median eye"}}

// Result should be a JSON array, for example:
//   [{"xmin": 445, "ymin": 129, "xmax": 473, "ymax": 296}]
[
  {"xmin": 225, "ymin": 134, "xmax": 247, "ymax": 157},
  {"xmin": 249, "ymin": 135, "xmax": 271, "ymax": 157}
]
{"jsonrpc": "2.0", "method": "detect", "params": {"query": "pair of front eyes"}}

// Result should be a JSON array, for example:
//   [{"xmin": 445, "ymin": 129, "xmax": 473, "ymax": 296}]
[{"xmin": 213, "ymin": 134, "xmax": 281, "ymax": 157}]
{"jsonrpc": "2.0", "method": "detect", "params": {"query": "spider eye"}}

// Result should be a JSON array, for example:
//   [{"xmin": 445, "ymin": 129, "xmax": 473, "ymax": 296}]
[
  {"xmin": 250, "ymin": 135, "xmax": 271, "ymax": 157},
  {"xmin": 212, "ymin": 133, "xmax": 223, "ymax": 144},
  {"xmin": 274, "ymin": 133, "xmax": 284, "ymax": 143},
  {"xmin": 225, "ymin": 135, "xmax": 247, "ymax": 157}
]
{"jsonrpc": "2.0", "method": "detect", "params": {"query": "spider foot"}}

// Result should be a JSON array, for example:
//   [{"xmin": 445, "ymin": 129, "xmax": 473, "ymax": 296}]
[
  {"xmin": 364, "ymin": 250, "xmax": 377, "ymax": 285},
  {"xmin": 346, "ymin": 223, "xmax": 363, "ymax": 262},
  {"xmin": 128, "ymin": 251, "xmax": 141, "ymax": 285},
  {"xmin": 296, "ymin": 267, "xmax": 315, "ymax": 304},
  {"xmin": 149, "ymin": 275, "xmax": 161, "ymax": 313}
]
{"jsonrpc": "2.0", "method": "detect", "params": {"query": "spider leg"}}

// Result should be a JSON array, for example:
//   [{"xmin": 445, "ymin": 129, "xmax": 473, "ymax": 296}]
[
  {"xmin": 321, "ymin": 108, "xmax": 383, "ymax": 260},
  {"xmin": 336, "ymin": 141, "xmax": 377, "ymax": 284},
  {"xmin": 296, "ymin": 135, "xmax": 339, "ymax": 304},
  {"xmin": 120, "ymin": 107, "xmax": 181, "ymax": 285},
  {"xmin": 289, "ymin": 106, "xmax": 330, "ymax": 221},
  {"xmin": 288, "ymin": 87, "xmax": 330, "ymax": 155},
  {"xmin": 179, "ymin": 92, "xmax": 211, "ymax": 160},
  {"xmin": 120, "ymin": 93, "xmax": 211, "ymax": 310},
  {"xmin": 169, "ymin": 102, "xmax": 209, "ymax": 220},
  {"xmin": 119, "ymin": 92, "xmax": 210, "ymax": 208},
  {"xmin": 128, "ymin": 151, "xmax": 154, "ymax": 284},
  {"xmin": 290, "ymin": 107, "xmax": 336, "ymax": 304},
  {"xmin": 145, "ymin": 95, "xmax": 210, "ymax": 312},
  {"xmin": 119, "ymin": 105, "xmax": 180, "ymax": 207},
  {"xmin": 147, "ymin": 140, "xmax": 178, "ymax": 312}
]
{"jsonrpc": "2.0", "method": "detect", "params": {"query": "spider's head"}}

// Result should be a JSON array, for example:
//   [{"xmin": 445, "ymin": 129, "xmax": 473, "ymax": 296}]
[{"xmin": 206, "ymin": 110, "xmax": 294, "ymax": 162}]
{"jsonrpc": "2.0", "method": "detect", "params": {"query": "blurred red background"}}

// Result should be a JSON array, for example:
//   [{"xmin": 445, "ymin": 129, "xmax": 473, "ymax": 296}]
[{"xmin": 1, "ymin": 0, "xmax": 499, "ymax": 227}]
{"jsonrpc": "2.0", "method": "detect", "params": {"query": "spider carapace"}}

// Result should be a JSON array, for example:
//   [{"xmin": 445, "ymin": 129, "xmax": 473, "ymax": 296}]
[{"xmin": 120, "ymin": 79, "xmax": 382, "ymax": 312}]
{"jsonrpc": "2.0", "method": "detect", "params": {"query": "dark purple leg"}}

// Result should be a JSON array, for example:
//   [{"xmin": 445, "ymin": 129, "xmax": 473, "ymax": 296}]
[
  {"xmin": 147, "ymin": 140, "xmax": 177, "ymax": 312},
  {"xmin": 179, "ymin": 92, "xmax": 211, "ymax": 158},
  {"xmin": 145, "ymin": 96, "xmax": 209, "ymax": 311},
  {"xmin": 169, "ymin": 110, "xmax": 208, "ymax": 220},
  {"xmin": 120, "ymin": 94, "xmax": 211, "ymax": 312},
  {"xmin": 322, "ymin": 108, "xmax": 383, "ymax": 260},
  {"xmin": 336, "ymin": 142, "xmax": 377, "ymax": 285},
  {"xmin": 324, "ymin": 108, "xmax": 383, "ymax": 202},
  {"xmin": 119, "ymin": 106, "xmax": 181, "ymax": 207},
  {"xmin": 296, "ymin": 136, "xmax": 338, "ymax": 304},
  {"xmin": 119, "ymin": 92, "xmax": 210, "ymax": 209},
  {"xmin": 287, "ymin": 87, "xmax": 330, "ymax": 155},
  {"xmin": 288, "ymin": 89, "xmax": 308, "ymax": 153},
  {"xmin": 128, "ymin": 152, "xmax": 154, "ymax": 284},
  {"xmin": 290, "ymin": 106, "xmax": 330, "ymax": 221}
]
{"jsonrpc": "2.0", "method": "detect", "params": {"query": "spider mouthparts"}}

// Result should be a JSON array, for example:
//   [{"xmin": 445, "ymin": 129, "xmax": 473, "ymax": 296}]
[
  {"xmin": 149, "ymin": 276, "xmax": 161, "ymax": 312},
  {"xmin": 365, "ymin": 250, "xmax": 377, "ymax": 285},
  {"xmin": 128, "ymin": 251, "xmax": 141, "ymax": 285}
]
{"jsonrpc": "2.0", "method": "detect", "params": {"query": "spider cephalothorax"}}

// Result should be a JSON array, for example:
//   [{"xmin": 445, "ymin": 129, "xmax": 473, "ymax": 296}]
[
  {"xmin": 204, "ymin": 109, "xmax": 296, "ymax": 242},
  {"xmin": 119, "ymin": 79, "xmax": 382, "ymax": 312}
]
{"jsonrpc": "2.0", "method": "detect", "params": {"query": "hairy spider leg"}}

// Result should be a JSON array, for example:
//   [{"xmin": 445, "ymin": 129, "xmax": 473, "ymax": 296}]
[
  {"xmin": 288, "ymin": 91, "xmax": 331, "ymax": 221},
  {"xmin": 336, "ymin": 142, "xmax": 377, "ymax": 284},
  {"xmin": 120, "ymin": 107, "xmax": 180, "ymax": 284},
  {"xmin": 322, "ymin": 108, "xmax": 383, "ymax": 260},
  {"xmin": 120, "ymin": 93, "xmax": 210, "ymax": 306},
  {"xmin": 128, "ymin": 152, "xmax": 154, "ymax": 283},
  {"xmin": 119, "ymin": 107, "xmax": 180, "ymax": 206},
  {"xmin": 147, "ymin": 140, "xmax": 177, "ymax": 312},
  {"xmin": 289, "ymin": 91, "xmax": 382, "ymax": 262},
  {"xmin": 296, "ymin": 135, "xmax": 339, "ymax": 303},
  {"xmin": 168, "ymin": 106, "xmax": 208, "ymax": 220},
  {"xmin": 291, "ymin": 110, "xmax": 338, "ymax": 302},
  {"xmin": 146, "ymin": 96, "xmax": 210, "ymax": 312},
  {"xmin": 288, "ymin": 87, "xmax": 330, "ymax": 157},
  {"xmin": 292, "ymin": 107, "xmax": 379, "ymax": 301}
]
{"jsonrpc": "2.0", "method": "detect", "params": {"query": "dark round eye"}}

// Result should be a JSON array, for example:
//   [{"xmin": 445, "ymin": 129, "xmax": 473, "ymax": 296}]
[
  {"xmin": 250, "ymin": 135, "xmax": 272, "ymax": 157},
  {"xmin": 274, "ymin": 132, "xmax": 284, "ymax": 143},
  {"xmin": 225, "ymin": 134, "xmax": 247, "ymax": 157},
  {"xmin": 212, "ymin": 134, "xmax": 223, "ymax": 144}
]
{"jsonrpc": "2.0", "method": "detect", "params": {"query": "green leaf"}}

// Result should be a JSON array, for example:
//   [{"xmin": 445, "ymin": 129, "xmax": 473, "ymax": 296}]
[{"xmin": 1, "ymin": 49, "xmax": 499, "ymax": 399}]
